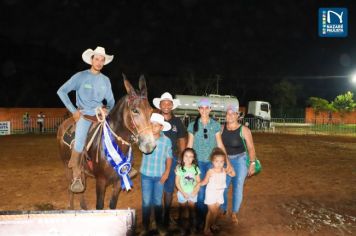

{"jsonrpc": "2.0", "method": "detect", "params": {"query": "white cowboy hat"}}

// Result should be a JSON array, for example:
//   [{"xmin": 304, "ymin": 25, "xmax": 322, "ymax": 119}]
[
  {"xmin": 150, "ymin": 113, "xmax": 171, "ymax": 131},
  {"xmin": 82, "ymin": 46, "xmax": 114, "ymax": 65},
  {"xmin": 153, "ymin": 92, "xmax": 180, "ymax": 110}
]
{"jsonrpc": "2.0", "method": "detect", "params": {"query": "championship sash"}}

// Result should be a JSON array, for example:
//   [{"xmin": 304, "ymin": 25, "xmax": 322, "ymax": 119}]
[{"xmin": 102, "ymin": 121, "xmax": 133, "ymax": 191}]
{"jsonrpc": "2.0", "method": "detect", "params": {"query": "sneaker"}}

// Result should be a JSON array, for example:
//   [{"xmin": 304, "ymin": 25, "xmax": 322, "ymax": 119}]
[
  {"xmin": 157, "ymin": 226, "xmax": 167, "ymax": 236},
  {"xmin": 70, "ymin": 178, "xmax": 84, "ymax": 193},
  {"xmin": 139, "ymin": 229, "xmax": 148, "ymax": 236}
]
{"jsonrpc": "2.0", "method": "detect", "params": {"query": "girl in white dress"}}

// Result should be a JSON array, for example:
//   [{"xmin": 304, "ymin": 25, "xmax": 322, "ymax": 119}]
[{"xmin": 199, "ymin": 147, "xmax": 235, "ymax": 235}]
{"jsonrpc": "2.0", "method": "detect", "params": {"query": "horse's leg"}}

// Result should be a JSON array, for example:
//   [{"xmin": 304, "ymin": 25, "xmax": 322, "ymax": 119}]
[
  {"xmin": 64, "ymin": 161, "xmax": 75, "ymax": 209},
  {"xmin": 96, "ymin": 176, "xmax": 107, "ymax": 210},
  {"xmin": 68, "ymin": 189, "xmax": 74, "ymax": 210},
  {"xmin": 79, "ymin": 193, "xmax": 88, "ymax": 210},
  {"xmin": 109, "ymin": 179, "xmax": 122, "ymax": 209}
]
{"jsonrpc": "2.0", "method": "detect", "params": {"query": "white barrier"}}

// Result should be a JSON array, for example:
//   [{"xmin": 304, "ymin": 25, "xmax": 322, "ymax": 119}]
[
  {"xmin": 0, "ymin": 121, "xmax": 10, "ymax": 135},
  {"xmin": 0, "ymin": 209, "xmax": 135, "ymax": 236}
]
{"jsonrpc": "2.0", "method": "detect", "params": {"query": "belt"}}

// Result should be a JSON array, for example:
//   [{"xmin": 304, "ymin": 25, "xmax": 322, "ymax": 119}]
[
  {"xmin": 83, "ymin": 115, "xmax": 99, "ymax": 122},
  {"xmin": 228, "ymin": 152, "xmax": 246, "ymax": 159}
]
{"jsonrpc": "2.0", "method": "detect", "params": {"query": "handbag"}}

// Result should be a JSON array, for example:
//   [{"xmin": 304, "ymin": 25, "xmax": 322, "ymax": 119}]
[{"xmin": 240, "ymin": 126, "xmax": 262, "ymax": 175}]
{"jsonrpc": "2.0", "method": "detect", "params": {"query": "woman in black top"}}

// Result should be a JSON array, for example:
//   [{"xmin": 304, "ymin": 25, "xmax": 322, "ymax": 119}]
[{"xmin": 221, "ymin": 105, "xmax": 257, "ymax": 224}]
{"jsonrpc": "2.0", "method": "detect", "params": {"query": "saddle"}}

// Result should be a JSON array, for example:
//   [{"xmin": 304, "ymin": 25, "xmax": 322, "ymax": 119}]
[
  {"xmin": 62, "ymin": 118, "xmax": 102, "ymax": 174},
  {"xmin": 62, "ymin": 115, "xmax": 100, "ymax": 148}
]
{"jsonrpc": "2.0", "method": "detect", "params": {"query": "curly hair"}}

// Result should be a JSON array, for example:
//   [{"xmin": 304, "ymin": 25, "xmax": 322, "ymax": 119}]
[{"xmin": 179, "ymin": 147, "xmax": 199, "ymax": 176}]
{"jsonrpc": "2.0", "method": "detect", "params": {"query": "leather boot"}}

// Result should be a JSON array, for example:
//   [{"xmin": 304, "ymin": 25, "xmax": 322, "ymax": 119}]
[{"xmin": 68, "ymin": 150, "xmax": 84, "ymax": 193}]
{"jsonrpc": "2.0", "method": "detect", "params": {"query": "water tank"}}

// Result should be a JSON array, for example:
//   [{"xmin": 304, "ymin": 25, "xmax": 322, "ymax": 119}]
[{"xmin": 175, "ymin": 94, "xmax": 239, "ymax": 112}]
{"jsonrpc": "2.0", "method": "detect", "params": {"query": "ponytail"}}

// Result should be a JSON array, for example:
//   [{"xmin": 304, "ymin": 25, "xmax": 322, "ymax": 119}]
[{"xmin": 193, "ymin": 114, "xmax": 201, "ymax": 133}]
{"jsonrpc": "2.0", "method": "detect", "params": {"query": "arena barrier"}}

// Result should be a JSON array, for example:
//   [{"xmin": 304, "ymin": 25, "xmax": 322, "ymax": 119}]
[{"xmin": 0, "ymin": 209, "xmax": 135, "ymax": 236}]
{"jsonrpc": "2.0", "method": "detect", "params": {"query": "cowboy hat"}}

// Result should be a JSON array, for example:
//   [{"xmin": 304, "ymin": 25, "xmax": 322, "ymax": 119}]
[
  {"xmin": 82, "ymin": 46, "xmax": 114, "ymax": 65},
  {"xmin": 150, "ymin": 113, "xmax": 171, "ymax": 131},
  {"xmin": 153, "ymin": 92, "xmax": 180, "ymax": 110}
]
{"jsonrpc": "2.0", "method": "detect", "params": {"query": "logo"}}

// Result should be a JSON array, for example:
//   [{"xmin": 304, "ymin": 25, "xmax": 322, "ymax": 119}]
[{"xmin": 319, "ymin": 8, "xmax": 348, "ymax": 37}]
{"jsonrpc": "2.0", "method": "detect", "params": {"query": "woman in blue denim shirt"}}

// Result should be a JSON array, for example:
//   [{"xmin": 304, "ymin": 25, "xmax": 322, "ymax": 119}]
[
  {"xmin": 221, "ymin": 105, "xmax": 257, "ymax": 224},
  {"xmin": 186, "ymin": 98, "xmax": 232, "ymax": 231}
]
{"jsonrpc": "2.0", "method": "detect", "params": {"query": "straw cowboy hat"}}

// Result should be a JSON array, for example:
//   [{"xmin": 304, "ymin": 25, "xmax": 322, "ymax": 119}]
[
  {"xmin": 82, "ymin": 46, "xmax": 114, "ymax": 65},
  {"xmin": 153, "ymin": 92, "xmax": 180, "ymax": 110},
  {"xmin": 150, "ymin": 113, "xmax": 171, "ymax": 131}
]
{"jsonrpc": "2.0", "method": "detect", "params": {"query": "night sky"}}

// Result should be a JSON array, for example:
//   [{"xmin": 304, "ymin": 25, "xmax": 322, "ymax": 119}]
[{"xmin": 1, "ymin": 0, "xmax": 355, "ymax": 108}]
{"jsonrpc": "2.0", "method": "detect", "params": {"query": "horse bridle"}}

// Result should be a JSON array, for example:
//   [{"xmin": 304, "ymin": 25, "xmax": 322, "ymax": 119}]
[{"xmin": 126, "ymin": 96, "xmax": 152, "ymax": 142}]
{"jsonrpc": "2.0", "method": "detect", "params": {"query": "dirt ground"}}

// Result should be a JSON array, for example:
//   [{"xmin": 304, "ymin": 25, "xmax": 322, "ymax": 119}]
[{"xmin": 0, "ymin": 133, "xmax": 355, "ymax": 235}]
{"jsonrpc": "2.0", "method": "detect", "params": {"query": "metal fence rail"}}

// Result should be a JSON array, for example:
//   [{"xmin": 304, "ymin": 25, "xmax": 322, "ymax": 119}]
[
  {"xmin": 8, "ymin": 117, "xmax": 66, "ymax": 134},
  {"xmin": 1, "ymin": 117, "xmax": 356, "ymax": 136},
  {"xmin": 247, "ymin": 118, "xmax": 356, "ymax": 136}
]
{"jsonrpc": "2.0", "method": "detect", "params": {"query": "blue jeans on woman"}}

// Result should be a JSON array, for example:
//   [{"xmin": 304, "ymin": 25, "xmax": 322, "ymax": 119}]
[
  {"xmin": 196, "ymin": 161, "xmax": 211, "ymax": 228},
  {"xmin": 141, "ymin": 174, "xmax": 164, "ymax": 230},
  {"xmin": 221, "ymin": 153, "xmax": 248, "ymax": 213}
]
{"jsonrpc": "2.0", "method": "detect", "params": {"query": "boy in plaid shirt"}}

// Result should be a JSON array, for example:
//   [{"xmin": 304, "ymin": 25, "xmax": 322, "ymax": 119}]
[{"xmin": 140, "ymin": 113, "xmax": 172, "ymax": 235}]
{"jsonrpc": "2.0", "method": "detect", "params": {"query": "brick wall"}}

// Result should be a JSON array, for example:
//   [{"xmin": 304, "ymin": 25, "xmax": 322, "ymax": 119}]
[{"xmin": 305, "ymin": 107, "xmax": 356, "ymax": 124}]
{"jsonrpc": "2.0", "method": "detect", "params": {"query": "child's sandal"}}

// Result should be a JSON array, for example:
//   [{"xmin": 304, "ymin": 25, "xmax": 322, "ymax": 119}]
[{"xmin": 231, "ymin": 213, "xmax": 239, "ymax": 225}]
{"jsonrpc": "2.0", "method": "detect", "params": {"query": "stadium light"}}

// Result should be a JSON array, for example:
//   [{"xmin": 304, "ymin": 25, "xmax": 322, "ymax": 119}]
[{"xmin": 352, "ymin": 72, "xmax": 356, "ymax": 84}]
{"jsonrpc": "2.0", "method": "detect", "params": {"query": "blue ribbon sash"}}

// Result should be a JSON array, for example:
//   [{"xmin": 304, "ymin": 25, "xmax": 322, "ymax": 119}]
[{"xmin": 102, "ymin": 122, "xmax": 133, "ymax": 191}]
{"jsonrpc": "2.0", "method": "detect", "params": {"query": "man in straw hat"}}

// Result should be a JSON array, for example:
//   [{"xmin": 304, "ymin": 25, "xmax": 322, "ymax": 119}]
[
  {"xmin": 153, "ymin": 92, "xmax": 187, "ymax": 227},
  {"xmin": 57, "ymin": 46, "xmax": 115, "ymax": 193}
]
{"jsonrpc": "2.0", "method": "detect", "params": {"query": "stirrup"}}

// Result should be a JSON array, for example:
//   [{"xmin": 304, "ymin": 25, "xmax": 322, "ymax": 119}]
[{"xmin": 70, "ymin": 178, "xmax": 84, "ymax": 193}]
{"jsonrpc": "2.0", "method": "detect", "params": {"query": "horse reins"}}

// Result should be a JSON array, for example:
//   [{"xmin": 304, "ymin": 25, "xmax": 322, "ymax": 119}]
[{"xmin": 94, "ymin": 107, "xmax": 131, "ymax": 146}]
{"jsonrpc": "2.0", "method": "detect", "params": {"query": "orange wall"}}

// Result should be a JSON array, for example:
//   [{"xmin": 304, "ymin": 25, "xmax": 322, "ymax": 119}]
[
  {"xmin": 0, "ymin": 108, "xmax": 69, "ymax": 121},
  {"xmin": 305, "ymin": 107, "xmax": 356, "ymax": 124}
]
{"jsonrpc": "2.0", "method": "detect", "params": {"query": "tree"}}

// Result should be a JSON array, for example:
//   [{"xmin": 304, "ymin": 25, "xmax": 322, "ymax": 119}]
[
  {"xmin": 307, "ymin": 97, "xmax": 334, "ymax": 123},
  {"xmin": 331, "ymin": 91, "xmax": 356, "ymax": 122},
  {"xmin": 272, "ymin": 80, "xmax": 299, "ymax": 117}
]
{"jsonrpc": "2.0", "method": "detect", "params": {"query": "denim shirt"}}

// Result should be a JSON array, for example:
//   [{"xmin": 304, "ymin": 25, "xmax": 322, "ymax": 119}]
[
  {"xmin": 57, "ymin": 70, "xmax": 115, "ymax": 116},
  {"xmin": 187, "ymin": 118, "xmax": 221, "ymax": 162}
]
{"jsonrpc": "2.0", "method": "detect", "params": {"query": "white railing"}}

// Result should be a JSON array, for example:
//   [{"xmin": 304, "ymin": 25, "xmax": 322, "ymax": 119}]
[
  {"xmin": 3, "ymin": 117, "xmax": 356, "ymax": 136},
  {"xmin": 8, "ymin": 117, "xmax": 66, "ymax": 134}
]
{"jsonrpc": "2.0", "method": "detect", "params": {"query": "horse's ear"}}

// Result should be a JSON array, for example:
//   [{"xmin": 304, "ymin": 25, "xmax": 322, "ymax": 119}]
[
  {"xmin": 139, "ymin": 74, "xmax": 147, "ymax": 97},
  {"xmin": 122, "ymin": 73, "xmax": 137, "ymax": 96}
]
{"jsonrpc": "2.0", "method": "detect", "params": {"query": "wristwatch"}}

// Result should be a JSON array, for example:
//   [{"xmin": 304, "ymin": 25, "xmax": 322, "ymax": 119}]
[{"xmin": 250, "ymin": 161, "xmax": 256, "ymax": 165}]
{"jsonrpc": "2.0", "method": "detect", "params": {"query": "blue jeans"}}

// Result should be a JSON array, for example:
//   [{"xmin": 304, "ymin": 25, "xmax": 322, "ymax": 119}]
[
  {"xmin": 141, "ymin": 174, "xmax": 164, "ymax": 230},
  {"xmin": 74, "ymin": 117, "xmax": 92, "ymax": 152},
  {"xmin": 221, "ymin": 153, "xmax": 248, "ymax": 213},
  {"xmin": 164, "ymin": 157, "xmax": 177, "ymax": 193},
  {"xmin": 196, "ymin": 161, "xmax": 211, "ymax": 226}
]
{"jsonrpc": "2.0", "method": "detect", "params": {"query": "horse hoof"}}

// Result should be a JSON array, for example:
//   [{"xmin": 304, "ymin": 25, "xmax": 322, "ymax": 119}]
[{"xmin": 70, "ymin": 178, "xmax": 85, "ymax": 193}]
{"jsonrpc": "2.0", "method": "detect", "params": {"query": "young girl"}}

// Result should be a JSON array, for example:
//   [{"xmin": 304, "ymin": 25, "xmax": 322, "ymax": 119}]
[
  {"xmin": 200, "ymin": 147, "xmax": 235, "ymax": 235},
  {"xmin": 175, "ymin": 148, "xmax": 201, "ymax": 232}
]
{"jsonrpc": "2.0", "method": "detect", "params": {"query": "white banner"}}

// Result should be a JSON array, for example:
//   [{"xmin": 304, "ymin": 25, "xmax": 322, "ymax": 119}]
[{"xmin": 0, "ymin": 121, "xmax": 10, "ymax": 135}]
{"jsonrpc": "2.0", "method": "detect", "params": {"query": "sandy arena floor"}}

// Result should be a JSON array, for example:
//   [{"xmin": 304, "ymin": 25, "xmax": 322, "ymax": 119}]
[{"xmin": 0, "ymin": 133, "xmax": 355, "ymax": 235}]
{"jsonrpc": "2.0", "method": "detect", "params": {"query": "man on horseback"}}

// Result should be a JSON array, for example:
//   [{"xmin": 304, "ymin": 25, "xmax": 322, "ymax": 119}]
[{"xmin": 57, "ymin": 46, "xmax": 115, "ymax": 193}]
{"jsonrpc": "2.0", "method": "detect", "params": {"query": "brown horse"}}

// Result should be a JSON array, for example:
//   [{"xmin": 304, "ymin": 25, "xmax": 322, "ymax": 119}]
[{"xmin": 57, "ymin": 75, "xmax": 155, "ymax": 210}]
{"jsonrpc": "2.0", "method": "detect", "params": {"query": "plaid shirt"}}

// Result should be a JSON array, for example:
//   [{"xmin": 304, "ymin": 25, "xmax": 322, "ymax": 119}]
[{"xmin": 140, "ymin": 133, "xmax": 173, "ymax": 177}]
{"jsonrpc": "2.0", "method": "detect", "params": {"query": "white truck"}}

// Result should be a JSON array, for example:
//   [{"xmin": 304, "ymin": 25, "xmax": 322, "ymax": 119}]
[{"xmin": 244, "ymin": 101, "xmax": 271, "ymax": 129}]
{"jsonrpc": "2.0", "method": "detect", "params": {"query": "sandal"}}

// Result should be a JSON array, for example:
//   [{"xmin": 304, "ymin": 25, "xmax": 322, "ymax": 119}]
[
  {"xmin": 231, "ymin": 213, "xmax": 239, "ymax": 225},
  {"xmin": 211, "ymin": 224, "xmax": 220, "ymax": 233}
]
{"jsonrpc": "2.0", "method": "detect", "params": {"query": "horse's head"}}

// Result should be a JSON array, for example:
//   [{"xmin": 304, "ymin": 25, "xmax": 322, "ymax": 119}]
[{"xmin": 120, "ymin": 74, "xmax": 156, "ymax": 153}]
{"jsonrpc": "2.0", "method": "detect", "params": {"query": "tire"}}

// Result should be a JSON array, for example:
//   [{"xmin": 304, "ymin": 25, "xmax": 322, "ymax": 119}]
[{"xmin": 255, "ymin": 118, "xmax": 262, "ymax": 130}]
